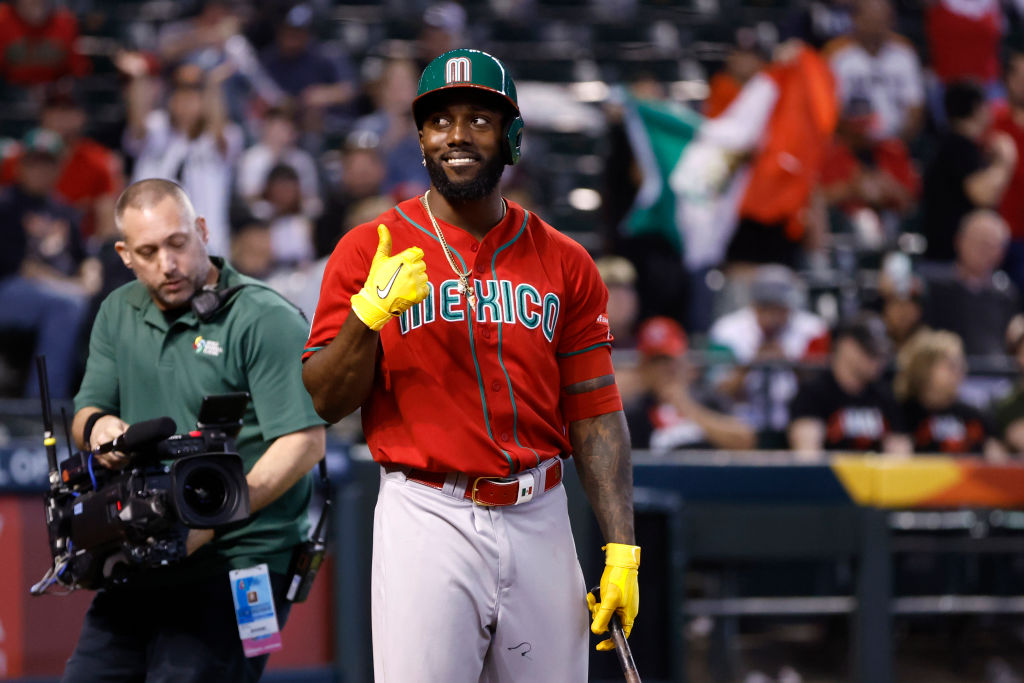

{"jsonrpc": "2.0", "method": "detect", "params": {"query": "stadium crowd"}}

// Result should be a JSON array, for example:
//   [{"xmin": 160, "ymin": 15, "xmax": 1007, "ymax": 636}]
[{"xmin": 3, "ymin": 0, "xmax": 1024, "ymax": 461}]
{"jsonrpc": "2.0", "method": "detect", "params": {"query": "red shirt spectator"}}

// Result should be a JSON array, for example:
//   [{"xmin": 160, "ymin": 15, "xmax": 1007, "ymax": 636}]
[
  {"xmin": 991, "ymin": 101, "xmax": 1024, "ymax": 240},
  {"xmin": 1, "ymin": 139, "xmax": 121, "ymax": 238},
  {"xmin": 0, "ymin": 1, "xmax": 89, "ymax": 86},
  {"xmin": 926, "ymin": 0, "xmax": 1002, "ymax": 85},
  {"xmin": 821, "ymin": 136, "xmax": 919, "ymax": 215}
]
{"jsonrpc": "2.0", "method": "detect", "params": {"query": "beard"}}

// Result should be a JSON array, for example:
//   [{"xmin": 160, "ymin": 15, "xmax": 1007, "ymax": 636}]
[{"xmin": 424, "ymin": 152, "xmax": 505, "ymax": 202}]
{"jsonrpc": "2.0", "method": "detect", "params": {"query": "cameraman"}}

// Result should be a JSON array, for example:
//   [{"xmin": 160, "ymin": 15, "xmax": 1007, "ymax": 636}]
[{"xmin": 65, "ymin": 179, "xmax": 325, "ymax": 682}]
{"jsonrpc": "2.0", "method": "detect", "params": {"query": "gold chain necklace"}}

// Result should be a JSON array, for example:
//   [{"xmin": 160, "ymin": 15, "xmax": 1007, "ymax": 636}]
[{"xmin": 420, "ymin": 190, "xmax": 508, "ymax": 312}]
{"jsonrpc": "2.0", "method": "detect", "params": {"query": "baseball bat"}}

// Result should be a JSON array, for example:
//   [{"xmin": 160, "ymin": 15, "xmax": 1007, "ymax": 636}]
[{"xmin": 591, "ymin": 586, "xmax": 642, "ymax": 683}]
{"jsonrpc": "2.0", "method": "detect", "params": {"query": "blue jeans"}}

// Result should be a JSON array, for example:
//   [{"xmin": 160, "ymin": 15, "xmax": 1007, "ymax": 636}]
[{"xmin": 0, "ymin": 275, "xmax": 87, "ymax": 398}]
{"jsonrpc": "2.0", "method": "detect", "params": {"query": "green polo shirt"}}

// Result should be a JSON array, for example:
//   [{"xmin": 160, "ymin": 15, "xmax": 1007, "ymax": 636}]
[{"xmin": 74, "ymin": 257, "xmax": 323, "ymax": 582}]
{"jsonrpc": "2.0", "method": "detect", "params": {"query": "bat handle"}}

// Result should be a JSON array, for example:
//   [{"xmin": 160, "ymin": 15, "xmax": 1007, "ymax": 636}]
[{"xmin": 609, "ymin": 614, "xmax": 641, "ymax": 683}]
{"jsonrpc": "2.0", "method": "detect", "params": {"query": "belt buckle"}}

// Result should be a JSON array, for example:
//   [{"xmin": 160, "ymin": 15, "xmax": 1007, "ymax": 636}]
[{"xmin": 470, "ymin": 476, "xmax": 502, "ymax": 506}]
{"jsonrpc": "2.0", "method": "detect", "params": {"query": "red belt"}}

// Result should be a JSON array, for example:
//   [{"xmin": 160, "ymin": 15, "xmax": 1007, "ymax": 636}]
[{"xmin": 400, "ymin": 459, "xmax": 563, "ymax": 506}]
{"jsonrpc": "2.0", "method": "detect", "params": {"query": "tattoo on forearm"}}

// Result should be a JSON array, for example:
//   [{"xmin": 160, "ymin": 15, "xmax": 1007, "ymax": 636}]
[{"xmin": 570, "ymin": 410, "xmax": 635, "ymax": 544}]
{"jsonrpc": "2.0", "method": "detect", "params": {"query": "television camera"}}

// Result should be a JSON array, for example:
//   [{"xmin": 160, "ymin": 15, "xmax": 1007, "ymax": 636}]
[{"xmin": 31, "ymin": 359, "xmax": 252, "ymax": 593}]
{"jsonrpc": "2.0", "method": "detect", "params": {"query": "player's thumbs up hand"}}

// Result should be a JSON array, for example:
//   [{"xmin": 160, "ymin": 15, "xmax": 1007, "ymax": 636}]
[
  {"xmin": 351, "ymin": 224, "xmax": 429, "ymax": 331},
  {"xmin": 372, "ymin": 223, "xmax": 393, "ymax": 264}
]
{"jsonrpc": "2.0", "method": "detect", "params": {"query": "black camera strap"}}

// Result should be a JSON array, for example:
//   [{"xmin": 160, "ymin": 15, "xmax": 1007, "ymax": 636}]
[{"xmin": 286, "ymin": 455, "xmax": 332, "ymax": 603}]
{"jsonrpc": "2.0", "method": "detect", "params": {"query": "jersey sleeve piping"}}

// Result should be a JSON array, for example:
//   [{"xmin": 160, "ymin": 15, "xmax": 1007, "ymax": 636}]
[{"xmin": 557, "ymin": 341, "xmax": 612, "ymax": 358}]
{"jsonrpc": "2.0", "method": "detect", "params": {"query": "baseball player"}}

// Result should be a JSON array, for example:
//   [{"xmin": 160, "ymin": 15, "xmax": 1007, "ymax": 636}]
[{"xmin": 302, "ymin": 48, "xmax": 640, "ymax": 681}]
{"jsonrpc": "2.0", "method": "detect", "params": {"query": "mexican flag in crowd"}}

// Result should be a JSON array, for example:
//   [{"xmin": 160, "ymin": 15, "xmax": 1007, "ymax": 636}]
[{"xmin": 622, "ymin": 43, "xmax": 839, "ymax": 270}]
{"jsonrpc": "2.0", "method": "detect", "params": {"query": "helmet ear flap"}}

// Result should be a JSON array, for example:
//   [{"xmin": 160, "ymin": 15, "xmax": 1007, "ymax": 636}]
[{"xmin": 505, "ymin": 115, "xmax": 524, "ymax": 165}]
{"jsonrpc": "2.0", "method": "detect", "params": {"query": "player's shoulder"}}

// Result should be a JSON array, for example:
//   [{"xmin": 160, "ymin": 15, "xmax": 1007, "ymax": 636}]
[{"xmin": 517, "ymin": 202, "xmax": 594, "ymax": 264}]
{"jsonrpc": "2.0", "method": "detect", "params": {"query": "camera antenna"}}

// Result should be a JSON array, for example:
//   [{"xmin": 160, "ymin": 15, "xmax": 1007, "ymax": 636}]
[
  {"xmin": 61, "ymin": 407, "xmax": 74, "ymax": 460},
  {"xmin": 35, "ymin": 355, "xmax": 60, "ymax": 486}
]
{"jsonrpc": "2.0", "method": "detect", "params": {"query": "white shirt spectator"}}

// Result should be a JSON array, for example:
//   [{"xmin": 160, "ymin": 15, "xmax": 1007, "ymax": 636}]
[
  {"xmin": 826, "ymin": 34, "xmax": 925, "ymax": 140},
  {"xmin": 127, "ymin": 110, "xmax": 243, "ymax": 257},
  {"xmin": 709, "ymin": 306, "xmax": 829, "ymax": 432}
]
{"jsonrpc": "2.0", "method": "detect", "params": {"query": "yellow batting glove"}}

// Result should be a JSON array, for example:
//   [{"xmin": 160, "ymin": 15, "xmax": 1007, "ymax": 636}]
[
  {"xmin": 587, "ymin": 543, "xmax": 640, "ymax": 651},
  {"xmin": 350, "ymin": 224, "xmax": 429, "ymax": 331}
]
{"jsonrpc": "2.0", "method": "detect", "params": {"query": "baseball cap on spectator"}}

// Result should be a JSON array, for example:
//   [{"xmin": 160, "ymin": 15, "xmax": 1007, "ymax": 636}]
[
  {"xmin": 637, "ymin": 316, "xmax": 687, "ymax": 358},
  {"xmin": 423, "ymin": 2, "xmax": 467, "ymax": 33},
  {"xmin": 834, "ymin": 313, "xmax": 891, "ymax": 359},
  {"xmin": 344, "ymin": 129, "xmax": 382, "ymax": 152},
  {"xmin": 284, "ymin": 3, "xmax": 314, "ymax": 30},
  {"xmin": 750, "ymin": 264, "xmax": 800, "ymax": 309},
  {"xmin": 21, "ymin": 128, "xmax": 64, "ymax": 161},
  {"xmin": 595, "ymin": 255, "xmax": 637, "ymax": 288}
]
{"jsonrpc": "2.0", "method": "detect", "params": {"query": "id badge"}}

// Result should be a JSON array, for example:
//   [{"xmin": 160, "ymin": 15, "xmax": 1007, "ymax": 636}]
[{"xmin": 228, "ymin": 564, "xmax": 283, "ymax": 657}]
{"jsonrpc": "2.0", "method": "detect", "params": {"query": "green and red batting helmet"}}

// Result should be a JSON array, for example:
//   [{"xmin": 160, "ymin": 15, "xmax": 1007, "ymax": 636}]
[{"xmin": 413, "ymin": 48, "xmax": 524, "ymax": 165}]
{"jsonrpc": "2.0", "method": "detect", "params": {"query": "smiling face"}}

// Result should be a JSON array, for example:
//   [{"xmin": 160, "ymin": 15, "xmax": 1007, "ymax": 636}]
[
  {"xmin": 418, "ymin": 90, "xmax": 508, "ymax": 202},
  {"xmin": 115, "ymin": 195, "xmax": 212, "ymax": 310}
]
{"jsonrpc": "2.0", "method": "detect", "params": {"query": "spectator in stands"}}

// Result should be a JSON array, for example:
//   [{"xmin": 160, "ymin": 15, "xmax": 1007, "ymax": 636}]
[
  {"xmin": 895, "ymin": 329, "xmax": 1006, "ymax": 458},
  {"xmin": 625, "ymin": 316, "xmax": 756, "ymax": 451},
  {"xmin": 0, "ymin": 0, "xmax": 89, "ymax": 87},
  {"xmin": 0, "ymin": 84, "xmax": 122, "ymax": 241},
  {"xmin": 157, "ymin": 0, "xmax": 242, "ymax": 67},
  {"xmin": 0, "ymin": 133, "xmax": 94, "ymax": 398},
  {"xmin": 704, "ymin": 26, "xmax": 767, "ymax": 119},
  {"xmin": 260, "ymin": 3, "xmax": 357, "ymax": 141},
  {"xmin": 249, "ymin": 163, "xmax": 315, "ymax": 268},
  {"xmin": 416, "ymin": 2, "xmax": 466, "ymax": 70},
  {"xmin": 315, "ymin": 131, "xmax": 388, "ymax": 258},
  {"xmin": 785, "ymin": 0, "xmax": 854, "ymax": 49},
  {"xmin": 925, "ymin": 0, "xmax": 1002, "ymax": 96},
  {"xmin": 922, "ymin": 80, "xmax": 1016, "ymax": 263},
  {"xmin": 156, "ymin": 0, "xmax": 284, "ymax": 127},
  {"xmin": 236, "ymin": 104, "xmax": 320, "ymax": 218},
  {"xmin": 788, "ymin": 312, "xmax": 911, "ymax": 456},
  {"xmin": 595, "ymin": 255, "xmax": 640, "ymax": 351},
  {"xmin": 230, "ymin": 217, "xmax": 273, "ymax": 279},
  {"xmin": 876, "ymin": 251, "xmax": 927, "ymax": 354},
  {"xmin": 820, "ymin": 96, "xmax": 919, "ymax": 242},
  {"xmin": 351, "ymin": 56, "xmax": 429, "ymax": 196},
  {"xmin": 723, "ymin": 40, "xmax": 838, "ymax": 272},
  {"xmin": 993, "ymin": 50, "xmax": 1024, "ymax": 295},
  {"xmin": 823, "ymin": 0, "xmax": 925, "ymax": 142},
  {"xmin": 709, "ymin": 265, "xmax": 830, "ymax": 442},
  {"xmin": 993, "ymin": 315, "xmax": 1024, "ymax": 454},
  {"xmin": 121, "ymin": 60, "xmax": 243, "ymax": 258},
  {"xmin": 923, "ymin": 209, "xmax": 1018, "ymax": 357}
]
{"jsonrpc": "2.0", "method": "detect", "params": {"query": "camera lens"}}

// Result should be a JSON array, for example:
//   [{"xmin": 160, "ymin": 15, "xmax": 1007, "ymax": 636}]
[
  {"xmin": 172, "ymin": 453, "xmax": 249, "ymax": 527},
  {"xmin": 181, "ymin": 466, "xmax": 228, "ymax": 518}
]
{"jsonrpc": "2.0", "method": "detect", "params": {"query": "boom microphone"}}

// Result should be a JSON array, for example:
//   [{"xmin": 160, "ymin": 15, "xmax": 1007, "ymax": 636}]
[{"xmin": 95, "ymin": 417, "xmax": 177, "ymax": 454}]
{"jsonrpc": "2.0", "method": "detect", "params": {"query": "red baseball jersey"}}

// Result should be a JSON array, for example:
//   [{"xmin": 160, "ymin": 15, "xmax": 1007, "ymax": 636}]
[{"xmin": 304, "ymin": 196, "xmax": 617, "ymax": 477}]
